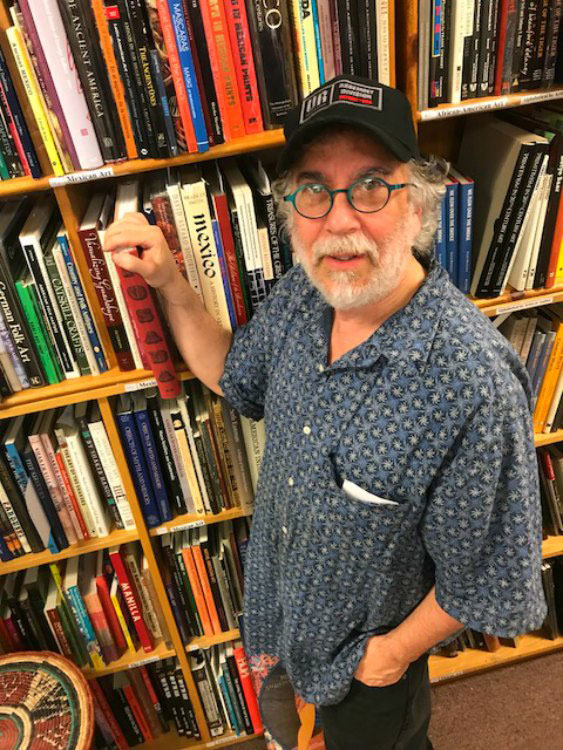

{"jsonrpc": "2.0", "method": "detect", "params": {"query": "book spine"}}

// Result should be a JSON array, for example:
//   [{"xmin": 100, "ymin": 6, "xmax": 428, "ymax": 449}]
[
  {"xmin": 54, "ymin": 448, "xmax": 91, "ymax": 542},
  {"xmin": 232, "ymin": 645, "xmax": 263, "ymax": 733},
  {"xmin": 0, "ymin": 47, "xmax": 41, "ymax": 177},
  {"xmin": 182, "ymin": 543, "xmax": 213, "ymax": 636},
  {"xmin": 5, "ymin": 26, "xmax": 64, "ymax": 175},
  {"xmin": 110, "ymin": 582, "xmax": 136, "ymax": 653},
  {"xmin": 0, "ymin": 308, "xmax": 27, "ymax": 388},
  {"xmin": 145, "ymin": 390, "xmax": 185, "ymax": 514},
  {"xmin": 22, "ymin": 445, "xmax": 69, "ymax": 550},
  {"xmin": 124, "ymin": 550, "xmax": 162, "ymax": 639},
  {"xmin": 133, "ymin": 405, "xmax": 172, "ymax": 523},
  {"xmin": 530, "ymin": 0, "xmax": 549, "ymax": 88},
  {"xmin": 541, "ymin": 0, "xmax": 561, "ymax": 85},
  {"xmin": 149, "ymin": 47, "xmax": 178, "ymax": 156},
  {"xmin": 96, "ymin": 575, "xmax": 128, "ymax": 653},
  {"xmin": 15, "ymin": 278, "xmax": 60, "ymax": 384},
  {"xmin": 57, "ymin": 234, "xmax": 108, "ymax": 373},
  {"xmin": 223, "ymin": 0, "xmax": 264, "ymax": 134},
  {"xmin": 0, "ymin": 94, "xmax": 24, "ymax": 177},
  {"xmin": 25, "ymin": 0, "xmax": 103, "ymax": 168},
  {"xmin": 226, "ymin": 651, "xmax": 251, "ymax": 734},
  {"xmin": 88, "ymin": 420, "xmax": 135, "ymax": 530},
  {"xmin": 44, "ymin": 438, "xmax": 87, "ymax": 541},
  {"xmin": 109, "ymin": 546, "xmax": 155, "ymax": 652},
  {"xmin": 517, "ymin": 0, "xmax": 537, "ymax": 90},
  {"xmin": 162, "ymin": 404, "xmax": 196, "ymax": 513},
  {"xmin": 290, "ymin": 0, "xmax": 321, "ymax": 95},
  {"xmin": 167, "ymin": 0, "xmax": 209, "ymax": 150},
  {"xmin": 90, "ymin": 679, "xmax": 130, "ymax": 750},
  {"xmin": 116, "ymin": 408, "xmax": 161, "ymax": 527},
  {"xmin": 122, "ymin": 679, "xmax": 153, "ymax": 741},
  {"xmin": 212, "ymin": 193, "xmax": 247, "ymax": 327},
  {"xmin": 64, "ymin": 430, "xmax": 111, "ymax": 537},
  {"xmin": 53, "ymin": 427, "xmax": 97, "ymax": 537},
  {"xmin": 66, "ymin": 583, "xmax": 105, "ymax": 669},
  {"xmin": 77, "ymin": 415, "xmax": 122, "ymax": 528},
  {"xmin": 0, "ymin": 481, "xmax": 30, "ymax": 554},
  {"xmin": 83, "ymin": 590, "xmax": 119, "ymax": 663}
]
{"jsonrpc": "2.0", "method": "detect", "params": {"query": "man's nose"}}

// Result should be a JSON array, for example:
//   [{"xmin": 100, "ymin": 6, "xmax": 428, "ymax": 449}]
[{"xmin": 323, "ymin": 191, "xmax": 362, "ymax": 234}]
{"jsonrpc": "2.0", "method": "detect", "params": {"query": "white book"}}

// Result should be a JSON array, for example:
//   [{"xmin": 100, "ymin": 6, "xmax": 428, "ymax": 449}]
[
  {"xmin": 19, "ymin": 197, "xmax": 80, "ymax": 378},
  {"xmin": 417, "ymin": 0, "xmax": 431, "ymax": 111},
  {"xmin": 507, "ymin": 189, "xmax": 544, "ymax": 292},
  {"xmin": 448, "ymin": 0, "xmax": 473, "ymax": 104},
  {"xmin": 87, "ymin": 405, "xmax": 135, "ymax": 530},
  {"xmin": 240, "ymin": 417, "xmax": 265, "ymax": 494},
  {"xmin": 51, "ymin": 235, "xmax": 100, "ymax": 375},
  {"xmin": 160, "ymin": 399, "xmax": 195, "ymax": 514},
  {"xmin": 456, "ymin": 118, "xmax": 548, "ymax": 297},
  {"xmin": 179, "ymin": 166, "xmax": 231, "ymax": 330},
  {"xmin": 257, "ymin": 224, "xmax": 274, "ymax": 282},
  {"xmin": 520, "ymin": 314, "xmax": 538, "ymax": 366},
  {"xmin": 166, "ymin": 175, "xmax": 203, "ymax": 299},
  {"xmin": 376, "ymin": 0, "xmax": 391, "ymax": 86},
  {"xmin": 26, "ymin": 0, "xmax": 103, "ymax": 169},
  {"xmin": 55, "ymin": 405, "xmax": 110, "ymax": 537},
  {"xmin": 222, "ymin": 161, "xmax": 267, "ymax": 311},
  {"xmin": 177, "ymin": 389, "xmax": 211, "ymax": 514},
  {"xmin": 524, "ymin": 169, "xmax": 553, "ymax": 290}
]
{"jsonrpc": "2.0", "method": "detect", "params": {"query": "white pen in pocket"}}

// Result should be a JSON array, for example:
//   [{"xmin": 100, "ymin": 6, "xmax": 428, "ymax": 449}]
[{"xmin": 341, "ymin": 479, "xmax": 400, "ymax": 506}]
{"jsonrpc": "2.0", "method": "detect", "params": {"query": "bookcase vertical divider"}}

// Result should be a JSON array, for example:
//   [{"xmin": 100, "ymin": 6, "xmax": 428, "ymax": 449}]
[
  {"xmin": 395, "ymin": 0, "xmax": 419, "ymax": 121},
  {"xmin": 96, "ymin": 395, "xmax": 213, "ymax": 745},
  {"xmin": 53, "ymin": 185, "xmax": 118, "ymax": 371},
  {"xmin": 0, "ymin": 0, "xmax": 54, "ymax": 177}
]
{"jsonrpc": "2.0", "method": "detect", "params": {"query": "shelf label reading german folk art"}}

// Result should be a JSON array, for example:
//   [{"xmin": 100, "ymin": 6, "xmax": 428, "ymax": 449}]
[{"xmin": 49, "ymin": 166, "xmax": 114, "ymax": 187}]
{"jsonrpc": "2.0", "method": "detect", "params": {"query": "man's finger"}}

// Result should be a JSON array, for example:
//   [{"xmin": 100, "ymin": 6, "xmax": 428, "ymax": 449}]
[
  {"xmin": 103, "ymin": 225, "xmax": 160, "ymax": 253},
  {"xmin": 110, "ymin": 249, "xmax": 145, "ymax": 275}
]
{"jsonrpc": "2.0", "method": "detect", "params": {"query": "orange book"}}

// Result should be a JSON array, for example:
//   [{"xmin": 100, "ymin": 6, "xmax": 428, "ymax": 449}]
[
  {"xmin": 180, "ymin": 536, "xmax": 214, "ymax": 637},
  {"xmin": 191, "ymin": 528, "xmax": 221, "ymax": 634},
  {"xmin": 534, "ymin": 307, "xmax": 563, "ymax": 431},
  {"xmin": 155, "ymin": 0, "xmax": 198, "ymax": 153},
  {"xmin": 199, "ymin": 0, "xmax": 245, "ymax": 140},
  {"xmin": 90, "ymin": 0, "xmax": 137, "ymax": 160}
]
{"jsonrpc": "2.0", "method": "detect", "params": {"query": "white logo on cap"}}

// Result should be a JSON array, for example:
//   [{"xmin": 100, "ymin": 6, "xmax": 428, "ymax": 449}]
[{"xmin": 299, "ymin": 81, "xmax": 383, "ymax": 124}]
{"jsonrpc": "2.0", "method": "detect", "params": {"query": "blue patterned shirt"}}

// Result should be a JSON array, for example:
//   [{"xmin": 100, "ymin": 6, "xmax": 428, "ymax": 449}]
[{"xmin": 220, "ymin": 258, "xmax": 547, "ymax": 706}]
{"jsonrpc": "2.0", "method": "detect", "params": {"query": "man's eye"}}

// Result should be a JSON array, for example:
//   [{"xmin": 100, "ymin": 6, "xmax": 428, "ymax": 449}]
[
  {"xmin": 359, "ymin": 178, "xmax": 380, "ymax": 191},
  {"xmin": 304, "ymin": 184, "xmax": 326, "ymax": 194}
]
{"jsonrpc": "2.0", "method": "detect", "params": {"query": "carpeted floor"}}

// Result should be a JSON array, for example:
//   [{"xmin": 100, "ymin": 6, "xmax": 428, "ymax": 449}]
[{"xmin": 223, "ymin": 649, "xmax": 563, "ymax": 750}]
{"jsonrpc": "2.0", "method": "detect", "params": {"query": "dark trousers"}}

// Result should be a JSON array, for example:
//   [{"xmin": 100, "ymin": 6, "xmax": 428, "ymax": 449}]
[{"xmin": 319, "ymin": 654, "xmax": 433, "ymax": 750}]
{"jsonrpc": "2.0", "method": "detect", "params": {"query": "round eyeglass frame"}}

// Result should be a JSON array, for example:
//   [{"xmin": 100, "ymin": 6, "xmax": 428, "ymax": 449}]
[{"xmin": 283, "ymin": 176, "xmax": 414, "ymax": 219}]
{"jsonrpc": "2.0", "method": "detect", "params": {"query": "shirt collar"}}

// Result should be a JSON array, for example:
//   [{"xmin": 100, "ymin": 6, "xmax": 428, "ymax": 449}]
[{"xmin": 300, "ymin": 258, "xmax": 449, "ymax": 370}]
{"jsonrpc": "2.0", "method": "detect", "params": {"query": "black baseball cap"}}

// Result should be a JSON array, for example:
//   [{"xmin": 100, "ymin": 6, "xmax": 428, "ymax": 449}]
[{"xmin": 277, "ymin": 75, "xmax": 420, "ymax": 172}]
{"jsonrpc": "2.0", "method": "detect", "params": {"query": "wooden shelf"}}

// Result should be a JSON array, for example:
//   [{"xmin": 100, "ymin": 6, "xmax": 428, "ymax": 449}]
[
  {"xmin": 137, "ymin": 728, "xmax": 264, "ymax": 750},
  {"xmin": 0, "ymin": 527, "xmax": 138, "ymax": 575},
  {"xmin": 82, "ymin": 639, "xmax": 175, "ymax": 679},
  {"xmin": 429, "ymin": 632, "xmax": 563, "ymax": 683},
  {"xmin": 0, "ymin": 130, "xmax": 286, "ymax": 198},
  {"xmin": 0, "ymin": 365, "xmax": 194, "ymax": 420},
  {"xmin": 150, "ymin": 509, "xmax": 248, "ymax": 538},
  {"xmin": 535, "ymin": 430, "xmax": 563, "ymax": 447},
  {"xmin": 542, "ymin": 535, "xmax": 563, "ymax": 559},
  {"xmin": 470, "ymin": 285, "xmax": 563, "ymax": 318},
  {"xmin": 418, "ymin": 87, "xmax": 563, "ymax": 122},
  {"xmin": 186, "ymin": 629, "xmax": 240, "ymax": 653}
]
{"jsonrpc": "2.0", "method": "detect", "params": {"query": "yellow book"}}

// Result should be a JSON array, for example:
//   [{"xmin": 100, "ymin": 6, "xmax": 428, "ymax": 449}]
[
  {"xmin": 5, "ymin": 25, "xmax": 64, "ymax": 176},
  {"xmin": 110, "ymin": 575, "xmax": 136, "ymax": 654},
  {"xmin": 534, "ymin": 308, "xmax": 563, "ymax": 432},
  {"xmin": 289, "ymin": 0, "xmax": 320, "ymax": 97},
  {"xmin": 555, "ymin": 237, "xmax": 563, "ymax": 284}
]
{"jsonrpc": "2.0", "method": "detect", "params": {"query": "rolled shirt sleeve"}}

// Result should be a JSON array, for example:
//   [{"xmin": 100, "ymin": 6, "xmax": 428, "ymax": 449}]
[{"xmin": 420, "ymin": 378, "xmax": 547, "ymax": 636}]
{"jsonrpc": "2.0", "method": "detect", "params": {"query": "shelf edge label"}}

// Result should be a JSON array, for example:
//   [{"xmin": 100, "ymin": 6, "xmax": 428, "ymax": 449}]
[{"xmin": 49, "ymin": 166, "xmax": 114, "ymax": 187}]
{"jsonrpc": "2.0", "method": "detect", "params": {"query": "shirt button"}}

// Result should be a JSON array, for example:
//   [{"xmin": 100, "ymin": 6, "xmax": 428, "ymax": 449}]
[
  {"xmin": 318, "ymin": 364, "xmax": 324, "ymax": 372},
  {"xmin": 282, "ymin": 526, "xmax": 288, "ymax": 535},
  {"xmin": 288, "ymin": 477, "xmax": 294, "ymax": 487},
  {"xmin": 303, "ymin": 425, "xmax": 311, "ymax": 435}
]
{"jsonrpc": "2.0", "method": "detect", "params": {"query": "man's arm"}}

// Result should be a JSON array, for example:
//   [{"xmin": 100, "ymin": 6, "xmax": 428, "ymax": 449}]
[
  {"xmin": 103, "ymin": 213, "xmax": 232, "ymax": 395},
  {"xmin": 354, "ymin": 586, "xmax": 463, "ymax": 686}
]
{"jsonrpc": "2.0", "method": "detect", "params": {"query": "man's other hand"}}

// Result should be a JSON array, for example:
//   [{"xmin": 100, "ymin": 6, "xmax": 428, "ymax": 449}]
[{"xmin": 354, "ymin": 633, "xmax": 411, "ymax": 687}]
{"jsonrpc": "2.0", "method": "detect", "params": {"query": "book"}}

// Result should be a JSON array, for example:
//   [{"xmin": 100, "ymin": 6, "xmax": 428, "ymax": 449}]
[{"xmin": 109, "ymin": 544, "xmax": 155, "ymax": 652}]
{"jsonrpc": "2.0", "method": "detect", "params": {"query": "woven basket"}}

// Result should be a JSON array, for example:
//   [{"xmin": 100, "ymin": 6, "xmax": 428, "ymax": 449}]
[{"xmin": 0, "ymin": 651, "xmax": 94, "ymax": 750}]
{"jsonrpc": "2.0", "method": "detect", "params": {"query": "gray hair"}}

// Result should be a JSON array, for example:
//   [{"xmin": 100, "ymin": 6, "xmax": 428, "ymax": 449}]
[{"xmin": 271, "ymin": 152, "xmax": 449, "ymax": 263}]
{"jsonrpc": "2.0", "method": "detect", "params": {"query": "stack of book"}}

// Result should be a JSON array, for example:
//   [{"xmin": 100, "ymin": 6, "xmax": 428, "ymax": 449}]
[
  {"xmin": 432, "ymin": 166, "xmax": 474, "ymax": 293},
  {"xmin": 0, "ymin": 404, "xmax": 135, "ymax": 562},
  {"xmin": 540, "ymin": 555, "xmax": 563, "ymax": 640},
  {"xmin": 0, "ymin": 197, "xmax": 109, "ymax": 395},
  {"xmin": 0, "ymin": 44, "xmax": 41, "ymax": 179},
  {"xmin": 538, "ymin": 445, "xmax": 563, "ymax": 535},
  {"xmin": 157, "ymin": 519, "xmax": 249, "ymax": 642},
  {"xmin": 0, "ymin": 546, "xmax": 168, "ymax": 667},
  {"xmin": 1, "ymin": 0, "xmax": 394, "ymax": 172},
  {"xmin": 115, "ymin": 385, "xmax": 256, "ymax": 529},
  {"xmin": 430, "ymin": 627, "xmax": 522, "ymax": 657},
  {"xmin": 457, "ymin": 107, "xmax": 562, "ymax": 298},
  {"xmin": 418, "ymin": 0, "xmax": 562, "ymax": 109}
]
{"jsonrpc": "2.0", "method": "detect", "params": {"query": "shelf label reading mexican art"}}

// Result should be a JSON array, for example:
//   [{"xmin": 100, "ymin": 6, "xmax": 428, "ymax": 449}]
[
  {"xmin": 124, "ymin": 377, "xmax": 158, "ymax": 392},
  {"xmin": 155, "ymin": 518, "xmax": 205, "ymax": 535},
  {"xmin": 494, "ymin": 296, "xmax": 553, "ymax": 316},
  {"xmin": 49, "ymin": 166, "xmax": 114, "ymax": 187}
]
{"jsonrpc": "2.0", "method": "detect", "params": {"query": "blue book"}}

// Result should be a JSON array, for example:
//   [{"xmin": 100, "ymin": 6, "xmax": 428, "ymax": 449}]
[
  {"xmin": 132, "ymin": 393, "xmax": 172, "ymax": 523},
  {"xmin": 212, "ymin": 219, "xmax": 236, "ymax": 331},
  {"xmin": 21, "ymin": 443, "xmax": 68, "ymax": 552},
  {"xmin": 445, "ymin": 175, "xmax": 458, "ymax": 285},
  {"xmin": 449, "ymin": 167, "xmax": 474, "ymax": 293},
  {"xmin": 63, "ymin": 556, "xmax": 105, "ymax": 668},
  {"xmin": 57, "ymin": 233, "xmax": 108, "ymax": 374},
  {"xmin": 435, "ymin": 195, "xmax": 447, "ymax": 270},
  {"xmin": 0, "ymin": 535, "xmax": 12, "ymax": 562},
  {"xmin": 116, "ymin": 394, "xmax": 161, "ymax": 528},
  {"xmin": 527, "ymin": 330, "xmax": 546, "ymax": 380},
  {"xmin": 219, "ymin": 672, "xmax": 241, "ymax": 735},
  {"xmin": 0, "ymin": 47, "xmax": 41, "ymax": 178},
  {"xmin": 167, "ymin": 0, "xmax": 209, "ymax": 152},
  {"xmin": 4, "ymin": 421, "xmax": 59, "ymax": 554},
  {"xmin": 311, "ymin": 0, "xmax": 325, "ymax": 84},
  {"xmin": 150, "ymin": 48, "xmax": 178, "ymax": 157}
]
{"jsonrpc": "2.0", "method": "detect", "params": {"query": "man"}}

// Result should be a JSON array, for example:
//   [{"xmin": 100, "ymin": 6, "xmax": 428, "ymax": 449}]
[{"xmin": 104, "ymin": 76, "xmax": 547, "ymax": 750}]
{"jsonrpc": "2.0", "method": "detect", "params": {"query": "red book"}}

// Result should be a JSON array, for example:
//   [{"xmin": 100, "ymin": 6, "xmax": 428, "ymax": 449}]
[
  {"xmin": 0, "ymin": 79, "xmax": 30, "ymax": 176},
  {"xmin": 200, "ymin": 0, "xmax": 246, "ymax": 140},
  {"xmin": 44, "ymin": 607, "xmax": 73, "ymax": 659},
  {"xmin": 493, "ymin": 0, "xmax": 509, "ymax": 96},
  {"xmin": 209, "ymin": 178, "xmax": 248, "ymax": 326},
  {"xmin": 155, "ymin": 0, "xmax": 198, "ymax": 153},
  {"xmin": 233, "ymin": 641, "xmax": 264, "ymax": 733},
  {"xmin": 78, "ymin": 194, "xmax": 135, "ymax": 371},
  {"xmin": 108, "ymin": 545, "xmax": 154, "ymax": 653},
  {"xmin": 95, "ymin": 559, "xmax": 128, "ymax": 654},
  {"xmin": 223, "ymin": 0, "xmax": 263, "ymax": 134},
  {"xmin": 2, "ymin": 614, "xmax": 23, "ymax": 650},
  {"xmin": 90, "ymin": 680, "xmax": 129, "ymax": 750},
  {"xmin": 0, "ymin": 617, "xmax": 13, "ymax": 652},
  {"xmin": 122, "ymin": 676, "xmax": 154, "ymax": 742},
  {"xmin": 54, "ymin": 450, "xmax": 90, "ymax": 540},
  {"xmin": 139, "ymin": 665, "xmax": 168, "ymax": 732}
]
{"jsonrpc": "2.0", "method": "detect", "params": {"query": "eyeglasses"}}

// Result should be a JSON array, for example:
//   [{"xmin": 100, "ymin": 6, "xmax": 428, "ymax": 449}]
[{"xmin": 283, "ymin": 176, "xmax": 413, "ymax": 219}]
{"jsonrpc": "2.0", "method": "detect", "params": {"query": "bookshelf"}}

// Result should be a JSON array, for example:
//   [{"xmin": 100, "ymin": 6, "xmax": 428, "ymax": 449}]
[{"xmin": 0, "ymin": 0, "xmax": 560, "ymax": 744}]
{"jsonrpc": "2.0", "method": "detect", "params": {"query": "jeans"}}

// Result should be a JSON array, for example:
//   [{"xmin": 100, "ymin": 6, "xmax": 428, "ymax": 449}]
[{"xmin": 319, "ymin": 653, "xmax": 433, "ymax": 750}]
